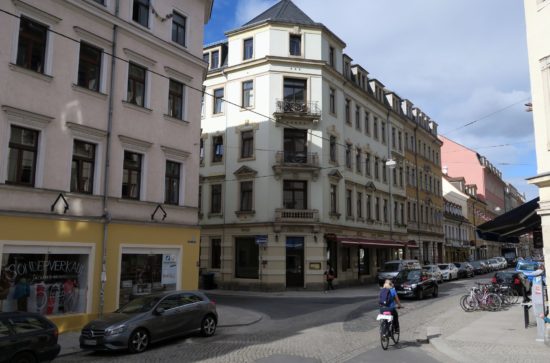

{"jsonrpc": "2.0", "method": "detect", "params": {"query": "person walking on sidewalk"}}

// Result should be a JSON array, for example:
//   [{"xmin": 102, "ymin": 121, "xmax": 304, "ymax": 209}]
[
  {"xmin": 324, "ymin": 263, "xmax": 335, "ymax": 292},
  {"xmin": 379, "ymin": 279, "xmax": 402, "ymax": 333}
]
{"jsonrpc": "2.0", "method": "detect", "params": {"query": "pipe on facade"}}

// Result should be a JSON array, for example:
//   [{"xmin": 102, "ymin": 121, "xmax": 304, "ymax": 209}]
[
  {"xmin": 99, "ymin": 0, "xmax": 119, "ymax": 317},
  {"xmin": 413, "ymin": 125, "xmax": 423, "ymax": 262}
]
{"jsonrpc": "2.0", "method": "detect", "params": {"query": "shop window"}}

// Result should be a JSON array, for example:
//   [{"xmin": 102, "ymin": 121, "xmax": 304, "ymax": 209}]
[
  {"xmin": 211, "ymin": 238, "xmax": 221, "ymax": 269},
  {"xmin": 71, "ymin": 140, "xmax": 96, "ymax": 194},
  {"xmin": 342, "ymin": 248, "xmax": 351, "ymax": 271},
  {"xmin": 7, "ymin": 125, "xmax": 39, "ymax": 187},
  {"xmin": 119, "ymin": 252, "xmax": 177, "ymax": 308},
  {"xmin": 326, "ymin": 239, "xmax": 338, "ymax": 277},
  {"xmin": 1, "ymin": 252, "xmax": 89, "ymax": 315},
  {"xmin": 122, "ymin": 151, "xmax": 142, "ymax": 200},
  {"xmin": 235, "ymin": 237, "xmax": 259, "ymax": 279},
  {"xmin": 16, "ymin": 17, "xmax": 48, "ymax": 73},
  {"xmin": 359, "ymin": 248, "xmax": 370, "ymax": 275},
  {"xmin": 164, "ymin": 160, "xmax": 180, "ymax": 205}
]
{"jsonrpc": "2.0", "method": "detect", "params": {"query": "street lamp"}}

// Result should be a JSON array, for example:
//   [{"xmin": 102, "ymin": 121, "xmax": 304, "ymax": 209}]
[{"xmin": 386, "ymin": 159, "xmax": 397, "ymax": 257}]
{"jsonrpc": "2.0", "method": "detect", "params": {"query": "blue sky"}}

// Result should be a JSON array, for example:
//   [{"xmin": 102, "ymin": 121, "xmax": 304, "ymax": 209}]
[{"xmin": 205, "ymin": 0, "xmax": 538, "ymax": 201}]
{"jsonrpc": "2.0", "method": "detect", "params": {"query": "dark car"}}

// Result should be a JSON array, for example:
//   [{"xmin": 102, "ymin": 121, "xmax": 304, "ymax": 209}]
[
  {"xmin": 393, "ymin": 269, "xmax": 438, "ymax": 300},
  {"xmin": 0, "ymin": 312, "xmax": 60, "ymax": 363},
  {"xmin": 454, "ymin": 262, "xmax": 475, "ymax": 278},
  {"xmin": 470, "ymin": 260, "xmax": 487, "ymax": 275},
  {"xmin": 80, "ymin": 290, "xmax": 218, "ymax": 353},
  {"xmin": 492, "ymin": 271, "xmax": 531, "ymax": 297}
]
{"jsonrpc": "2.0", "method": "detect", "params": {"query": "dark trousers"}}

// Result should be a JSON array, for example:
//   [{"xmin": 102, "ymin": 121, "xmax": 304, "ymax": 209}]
[
  {"xmin": 380, "ymin": 307, "xmax": 399, "ymax": 332},
  {"xmin": 326, "ymin": 279, "xmax": 334, "ymax": 290}
]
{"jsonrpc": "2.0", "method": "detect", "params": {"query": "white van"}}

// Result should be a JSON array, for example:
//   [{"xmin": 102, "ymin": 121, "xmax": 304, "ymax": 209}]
[{"xmin": 377, "ymin": 259, "xmax": 422, "ymax": 285}]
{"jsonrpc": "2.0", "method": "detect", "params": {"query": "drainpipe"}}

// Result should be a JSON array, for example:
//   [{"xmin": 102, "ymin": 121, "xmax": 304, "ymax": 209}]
[
  {"xmin": 413, "ymin": 126, "xmax": 422, "ymax": 262},
  {"xmin": 99, "ymin": 0, "xmax": 119, "ymax": 317},
  {"xmin": 385, "ymin": 110, "xmax": 394, "ymax": 254}
]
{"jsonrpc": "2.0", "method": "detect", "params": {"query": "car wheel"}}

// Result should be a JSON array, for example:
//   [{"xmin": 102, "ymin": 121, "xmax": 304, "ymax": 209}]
[
  {"xmin": 128, "ymin": 328, "xmax": 150, "ymax": 354},
  {"xmin": 432, "ymin": 285, "xmax": 439, "ymax": 298},
  {"xmin": 201, "ymin": 314, "xmax": 217, "ymax": 337},
  {"xmin": 11, "ymin": 352, "xmax": 36, "ymax": 363},
  {"xmin": 417, "ymin": 289, "xmax": 424, "ymax": 300}
]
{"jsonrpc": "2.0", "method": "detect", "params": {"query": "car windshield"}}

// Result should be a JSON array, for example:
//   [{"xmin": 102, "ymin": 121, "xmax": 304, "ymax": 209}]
[
  {"xmin": 471, "ymin": 261, "xmax": 481, "ymax": 267},
  {"xmin": 117, "ymin": 295, "xmax": 162, "ymax": 314},
  {"xmin": 453, "ymin": 263, "xmax": 461, "ymax": 268},
  {"xmin": 489, "ymin": 259, "xmax": 497, "ymax": 263},
  {"xmin": 518, "ymin": 262, "xmax": 538, "ymax": 271},
  {"xmin": 383, "ymin": 263, "xmax": 400, "ymax": 272},
  {"xmin": 395, "ymin": 270, "xmax": 421, "ymax": 282},
  {"xmin": 438, "ymin": 264, "xmax": 449, "ymax": 270},
  {"xmin": 422, "ymin": 266, "xmax": 432, "ymax": 271}
]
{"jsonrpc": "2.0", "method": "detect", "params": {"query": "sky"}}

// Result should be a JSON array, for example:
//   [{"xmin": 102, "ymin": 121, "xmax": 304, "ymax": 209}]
[{"xmin": 204, "ymin": 0, "xmax": 538, "ymax": 201}]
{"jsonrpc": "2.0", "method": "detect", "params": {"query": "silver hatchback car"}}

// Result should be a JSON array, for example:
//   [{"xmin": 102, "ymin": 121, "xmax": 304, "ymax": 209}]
[{"xmin": 80, "ymin": 290, "xmax": 218, "ymax": 353}]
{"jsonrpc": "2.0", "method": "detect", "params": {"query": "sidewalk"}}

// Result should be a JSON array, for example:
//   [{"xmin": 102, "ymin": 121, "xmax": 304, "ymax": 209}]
[
  {"xmin": 429, "ymin": 303, "xmax": 549, "ymax": 362},
  {"xmin": 57, "ymin": 304, "xmax": 262, "ymax": 357},
  {"xmin": 201, "ymin": 284, "xmax": 380, "ymax": 299}
]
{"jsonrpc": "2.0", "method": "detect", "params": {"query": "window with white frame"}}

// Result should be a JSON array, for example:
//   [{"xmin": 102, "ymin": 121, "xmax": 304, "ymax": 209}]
[
  {"xmin": 132, "ymin": 0, "xmax": 150, "ymax": 27},
  {"xmin": 127, "ymin": 63, "xmax": 147, "ymax": 107},
  {"xmin": 168, "ymin": 79, "xmax": 185, "ymax": 119},
  {"xmin": 242, "ymin": 81, "xmax": 254, "ymax": 108},
  {"xmin": 71, "ymin": 139, "xmax": 96, "ymax": 194},
  {"xmin": 16, "ymin": 17, "xmax": 48, "ymax": 73},
  {"xmin": 77, "ymin": 42, "xmax": 102, "ymax": 92},
  {"xmin": 7, "ymin": 125, "xmax": 39, "ymax": 187},
  {"xmin": 122, "ymin": 151, "xmax": 142, "ymax": 200},
  {"xmin": 172, "ymin": 12, "xmax": 186, "ymax": 47}
]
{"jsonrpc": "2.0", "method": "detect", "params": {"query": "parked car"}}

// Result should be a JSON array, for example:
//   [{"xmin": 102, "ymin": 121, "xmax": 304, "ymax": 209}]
[
  {"xmin": 80, "ymin": 290, "xmax": 218, "ymax": 353},
  {"xmin": 376, "ymin": 259, "xmax": 422, "ymax": 285},
  {"xmin": 453, "ymin": 262, "xmax": 475, "ymax": 278},
  {"xmin": 479, "ymin": 260, "xmax": 492, "ymax": 273},
  {"xmin": 515, "ymin": 260, "xmax": 541, "ymax": 282},
  {"xmin": 494, "ymin": 256, "xmax": 508, "ymax": 269},
  {"xmin": 491, "ymin": 271, "xmax": 531, "ymax": 297},
  {"xmin": 0, "ymin": 312, "xmax": 60, "ymax": 363},
  {"xmin": 393, "ymin": 269, "xmax": 438, "ymax": 300},
  {"xmin": 487, "ymin": 258, "xmax": 501, "ymax": 271},
  {"xmin": 422, "ymin": 265, "xmax": 444, "ymax": 283},
  {"xmin": 438, "ymin": 263, "xmax": 459, "ymax": 281},
  {"xmin": 469, "ymin": 260, "xmax": 486, "ymax": 275}
]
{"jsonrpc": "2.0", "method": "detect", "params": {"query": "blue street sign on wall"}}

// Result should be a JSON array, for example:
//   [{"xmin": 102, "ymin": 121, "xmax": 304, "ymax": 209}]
[{"xmin": 255, "ymin": 235, "xmax": 268, "ymax": 245}]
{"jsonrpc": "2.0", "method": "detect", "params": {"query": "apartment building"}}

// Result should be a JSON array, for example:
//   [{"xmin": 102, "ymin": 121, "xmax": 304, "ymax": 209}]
[
  {"xmin": 524, "ymin": 0, "xmax": 550, "ymax": 267},
  {"xmin": 199, "ymin": 0, "xmax": 444, "ymax": 290},
  {"xmin": 0, "ymin": 0, "xmax": 212, "ymax": 331},
  {"xmin": 442, "ymin": 177, "xmax": 474, "ymax": 262}
]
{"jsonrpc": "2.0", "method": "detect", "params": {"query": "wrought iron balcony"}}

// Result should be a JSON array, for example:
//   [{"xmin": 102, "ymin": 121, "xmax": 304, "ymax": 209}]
[
  {"xmin": 273, "ymin": 100, "xmax": 321, "ymax": 123},
  {"xmin": 275, "ymin": 208, "xmax": 319, "ymax": 223}
]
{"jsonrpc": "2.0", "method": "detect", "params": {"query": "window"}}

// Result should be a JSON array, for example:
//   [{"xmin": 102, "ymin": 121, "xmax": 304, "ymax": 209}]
[
  {"xmin": 375, "ymin": 197, "xmax": 380, "ymax": 221},
  {"xmin": 366, "ymin": 195, "xmax": 372, "ymax": 220},
  {"xmin": 383, "ymin": 199, "xmax": 388, "ymax": 222},
  {"xmin": 346, "ymin": 189, "xmax": 352, "ymax": 217},
  {"xmin": 93, "ymin": 0, "xmax": 105, "ymax": 4},
  {"xmin": 373, "ymin": 117, "xmax": 378, "ymax": 139},
  {"xmin": 329, "ymin": 46, "xmax": 335, "ymax": 67},
  {"xmin": 357, "ymin": 192, "xmax": 363, "ymax": 219},
  {"xmin": 243, "ymin": 38, "xmax": 253, "ymax": 60},
  {"xmin": 212, "ymin": 135, "xmax": 223, "ymax": 162},
  {"xmin": 242, "ymin": 81, "xmax": 254, "ymax": 108},
  {"xmin": 289, "ymin": 34, "xmax": 301, "ymax": 56},
  {"xmin": 394, "ymin": 201, "xmax": 398, "ymax": 224},
  {"xmin": 132, "ymin": 0, "xmax": 150, "ymax": 27},
  {"xmin": 235, "ymin": 237, "xmax": 259, "ymax": 279},
  {"xmin": 398, "ymin": 131, "xmax": 402, "ymax": 151},
  {"xmin": 345, "ymin": 99, "xmax": 351, "ymax": 124},
  {"xmin": 381, "ymin": 122, "xmax": 386, "ymax": 143},
  {"xmin": 365, "ymin": 153, "xmax": 371, "ymax": 176},
  {"xmin": 345, "ymin": 144, "xmax": 352, "ymax": 169},
  {"xmin": 374, "ymin": 157, "xmax": 379, "ymax": 179},
  {"xmin": 283, "ymin": 129, "xmax": 307, "ymax": 163},
  {"xmin": 400, "ymin": 202, "xmax": 405, "ymax": 225},
  {"xmin": 283, "ymin": 78, "xmax": 306, "ymax": 105},
  {"xmin": 7, "ymin": 125, "xmax": 38, "ymax": 186},
  {"xmin": 364, "ymin": 112, "xmax": 370, "ymax": 134},
  {"xmin": 127, "ymin": 63, "xmax": 146, "ymax": 107},
  {"xmin": 329, "ymin": 136, "xmax": 337, "ymax": 163},
  {"xmin": 78, "ymin": 43, "xmax": 102, "ymax": 91},
  {"xmin": 343, "ymin": 247, "xmax": 351, "ymax": 271},
  {"xmin": 122, "ymin": 151, "xmax": 142, "ymax": 199},
  {"xmin": 283, "ymin": 180, "xmax": 307, "ymax": 209},
  {"xmin": 392, "ymin": 127, "xmax": 396, "ymax": 149},
  {"xmin": 393, "ymin": 168, "xmax": 397, "ymax": 186},
  {"xmin": 210, "ymin": 184, "xmax": 222, "ymax": 213},
  {"xmin": 240, "ymin": 181, "xmax": 253, "ymax": 211},
  {"xmin": 168, "ymin": 79, "xmax": 184, "ymax": 119},
  {"xmin": 359, "ymin": 248, "xmax": 370, "ymax": 275},
  {"xmin": 211, "ymin": 50, "xmax": 219, "ymax": 69},
  {"xmin": 330, "ymin": 184, "xmax": 337, "ymax": 214},
  {"xmin": 399, "ymin": 167, "xmax": 403, "ymax": 188},
  {"xmin": 356, "ymin": 149, "xmax": 362, "ymax": 174},
  {"xmin": 199, "ymin": 138, "xmax": 205, "ymax": 164},
  {"xmin": 241, "ymin": 130, "xmax": 254, "ymax": 159},
  {"xmin": 355, "ymin": 106, "xmax": 361, "ymax": 130},
  {"xmin": 198, "ymin": 185, "xmax": 202, "ymax": 214},
  {"xmin": 165, "ymin": 161, "xmax": 180, "ymax": 205},
  {"xmin": 382, "ymin": 163, "xmax": 387, "ymax": 183},
  {"xmin": 16, "ymin": 17, "xmax": 48, "ymax": 73},
  {"xmin": 203, "ymin": 53, "xmax": 209, "ymax": 65},
  {"xmin": 211, "ymin": 238, "xmax": 221, "ymax": 269},
  {"xmin": 71, "ymin": 140, "xmax": 95, "ymax": 194},
  {"xmin": 172, "ymin": 12, "xmax": 186, "ymax": 46},
  {"xmin": 213, "ymin": 88, "xmax": 224, "ymax": 114},
  {"xmin": 329, "ymin": 88, "xmax": 336, "ymax": 114}
]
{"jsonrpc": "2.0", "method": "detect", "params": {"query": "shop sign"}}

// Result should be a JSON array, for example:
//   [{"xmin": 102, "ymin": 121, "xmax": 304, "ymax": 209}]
[
  {"xmin": 255, "ymin": 235, "xmax": 268, "ymax": 245},
  {"xmin": 161, "ymin": 254, "xmax": 177, "ymax": 285}
]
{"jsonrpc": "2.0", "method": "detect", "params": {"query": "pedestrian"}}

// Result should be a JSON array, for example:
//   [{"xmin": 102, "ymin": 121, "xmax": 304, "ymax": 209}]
[
  {"xmin": 539, "ymin": 312, "xmax": 550, "ymax": 324},
  {"xmin": 324, "ymin": 263, "xmax": 335, "ymax": 292}
]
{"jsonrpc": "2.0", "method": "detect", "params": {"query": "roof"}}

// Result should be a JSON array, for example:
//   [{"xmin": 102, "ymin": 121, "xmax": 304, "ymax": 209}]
[
  {"xmin": 476, "ymin": 197, "xmax": 540, "ymax": 243},
  {"xmin": 243, "ymin": 0, "xmax": 316, "ymax": 27}
]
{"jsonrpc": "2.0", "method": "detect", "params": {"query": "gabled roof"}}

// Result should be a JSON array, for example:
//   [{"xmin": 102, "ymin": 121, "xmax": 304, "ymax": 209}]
[{"xmin": 243, "ymin": 0, "xmax": 316, "ymax": 27}]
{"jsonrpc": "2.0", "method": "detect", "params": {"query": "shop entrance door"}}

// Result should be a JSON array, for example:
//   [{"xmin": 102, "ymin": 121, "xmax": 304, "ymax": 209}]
[{"xmin": 286, "ymin": 237, "xmax": 304, "ymax": 288}]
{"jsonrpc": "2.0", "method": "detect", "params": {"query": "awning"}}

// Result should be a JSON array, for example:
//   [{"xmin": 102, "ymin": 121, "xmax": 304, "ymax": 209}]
[
  {"xmin": 337, "ymin": 236, "xmax": 405, "ymax": 248},
  {"xmin": 476, "ymin": 197, "xmax": 540, "ymax": 243},
  {"xmin": 407, "ymin": 240, "xmax": 419, "ymax": 248}
]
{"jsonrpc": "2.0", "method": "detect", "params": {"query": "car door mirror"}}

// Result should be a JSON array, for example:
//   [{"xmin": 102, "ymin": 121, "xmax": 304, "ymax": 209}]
[{"xmin": 154, "ymin": 307, "xmax": 165, "ymax": 315}]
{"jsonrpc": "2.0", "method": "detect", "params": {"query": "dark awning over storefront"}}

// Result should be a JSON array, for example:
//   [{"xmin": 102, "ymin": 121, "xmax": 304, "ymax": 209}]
[
  {"xmin": 476, "ymin": 197, "xmax": 540, "ymax": 243},
  {"xmin": 337, "ymin": 236, "xmax": 405, "ymax": 248}
]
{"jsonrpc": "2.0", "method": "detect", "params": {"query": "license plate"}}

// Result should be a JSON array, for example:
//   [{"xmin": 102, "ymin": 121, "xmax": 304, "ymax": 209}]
[{"xmin": 84, "ymin": 339, "xmax": 97, "ymax": 346}]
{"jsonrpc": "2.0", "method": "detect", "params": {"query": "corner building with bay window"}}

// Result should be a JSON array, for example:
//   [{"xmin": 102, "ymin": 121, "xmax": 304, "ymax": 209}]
[
  {"xmin": 0, "ymin": 0, "xmax": 212, "ymax": 331},
  {"xmin": 199, "ymin": 0, "xmax": 444, "ymax": 290}
]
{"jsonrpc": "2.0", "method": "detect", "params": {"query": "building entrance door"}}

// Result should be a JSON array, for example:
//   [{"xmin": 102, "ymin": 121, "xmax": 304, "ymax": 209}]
[{"xmin": 286, "ymin": 237, "xmax": 304, "ymax": 287}]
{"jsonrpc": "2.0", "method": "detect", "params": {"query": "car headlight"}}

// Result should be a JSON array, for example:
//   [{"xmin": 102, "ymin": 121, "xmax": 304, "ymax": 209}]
[
  {"xmin": 410, "ymin": 284, "xmax": 417, "ymax": 289},
  {"xmin": 105, "ymin": 325, "xmax": 127, "ymax": 336}
]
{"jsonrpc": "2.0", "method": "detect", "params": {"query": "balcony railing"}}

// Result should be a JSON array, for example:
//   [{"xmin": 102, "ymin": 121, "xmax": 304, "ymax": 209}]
[
  {"xmin": 275, "ymin": 151, "xmax": 319, "ymax": 166},
  {"xmin": 274, "ymin": 99, "xmax": 321, "ymax": 117},
  {"xmin": 275, "ymin": 208, "xmax": 319, "ymax": 223}
]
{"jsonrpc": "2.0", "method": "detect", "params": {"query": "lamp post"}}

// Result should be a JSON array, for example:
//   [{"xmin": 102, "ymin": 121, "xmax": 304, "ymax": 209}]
[{"xmin": 386, "ymin": 158, "xmax": 398, "ymax": 257}]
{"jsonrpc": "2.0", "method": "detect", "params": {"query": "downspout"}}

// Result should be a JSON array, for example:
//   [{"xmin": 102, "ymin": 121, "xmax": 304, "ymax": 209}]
[
  {"xmin": 386, "ymin": 110, "xmax": 393, "ymax": 254},
  {"xmin": 413, "ymin": 125, "xmax": 422, "ymax": 262},
  {"xmin": 99, "ymin": 0, "xmax": 119, "ymax": 317}
]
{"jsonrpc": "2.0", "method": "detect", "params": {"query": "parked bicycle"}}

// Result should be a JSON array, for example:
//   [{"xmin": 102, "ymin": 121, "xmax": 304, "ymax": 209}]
[
  {"xmin": 377, "ymin": 307, "xmax": 401, "ymax": 350},
  {"xmin": 460, "ymin": 283, "xmax": 502, "ymax": 312}
]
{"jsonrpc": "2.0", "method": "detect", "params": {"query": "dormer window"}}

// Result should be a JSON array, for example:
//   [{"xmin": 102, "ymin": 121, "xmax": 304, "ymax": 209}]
[
  {"xmin": 289, "ymin": 34, "xmax": 301, "ymax": 56},
  {"xmin": 211, "ymin": 50, "xmax": 219, "ymax": 69},
  {"xmin": 243, "ymin": 38, "xmax": 253, "ymax": 60},
  {"xmin": 329, "ymin": 46, "xmax": 335, "ymax": 67}
]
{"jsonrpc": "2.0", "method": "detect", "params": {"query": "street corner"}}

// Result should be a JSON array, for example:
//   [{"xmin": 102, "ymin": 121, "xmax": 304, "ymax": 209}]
[{"xmin": 217, "ymin": 304, "xmax": 263, "ymax": 327}]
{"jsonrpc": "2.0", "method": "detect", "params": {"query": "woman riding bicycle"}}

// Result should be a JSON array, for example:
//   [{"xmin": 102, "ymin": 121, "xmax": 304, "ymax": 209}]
[{"xmin": 379, "ymin": 279, "xmax": 402, "ymax": 333}]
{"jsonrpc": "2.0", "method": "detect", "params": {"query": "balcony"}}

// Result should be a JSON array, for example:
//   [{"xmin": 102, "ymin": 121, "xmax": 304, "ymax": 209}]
[
  {"xmin": 273, "ymin": 100, "xmax": 321, "ymax": 124},
  {"xmin": 273, "ymin": 151, "xmax": 320, "ymax": 180},
  {"xmin": 275, "ymin": 208, "xmax": 319, "ymax": 223}
]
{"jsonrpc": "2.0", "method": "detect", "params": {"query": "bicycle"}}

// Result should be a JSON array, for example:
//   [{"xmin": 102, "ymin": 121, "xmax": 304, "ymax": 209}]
[
  {"xmin": 460, "ymin": 283, "xmax": 502, "ymax": 312},
  {"xmin": 377, "ymin": 307, "xmax": 401, "ymax": 350}
]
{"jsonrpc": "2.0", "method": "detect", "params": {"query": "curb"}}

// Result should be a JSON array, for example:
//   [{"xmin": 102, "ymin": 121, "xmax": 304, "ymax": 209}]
[{"xmin": 219, "ymin": 314, "xmax": 263, "ymax": 328}]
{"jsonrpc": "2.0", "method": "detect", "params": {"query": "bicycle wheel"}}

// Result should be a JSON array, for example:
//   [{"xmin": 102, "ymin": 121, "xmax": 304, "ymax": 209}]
[
  {"xmin": 380, "ymin": 321, "xmax": 390, "ymax": 350},
  {"xmin": 460, "ymin": 294, "xmax": 477, "ymax": 312},
  {"xmin": 486, "ymin": 293, "xmax": 502, "ymax": 311},
  {"xmin": 391, "ymin": 323, "xmax": 400, "ymax": 344},
  {"xmin": 507, "ymin": 289, "xmax": 520, "ymax": 304}
]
